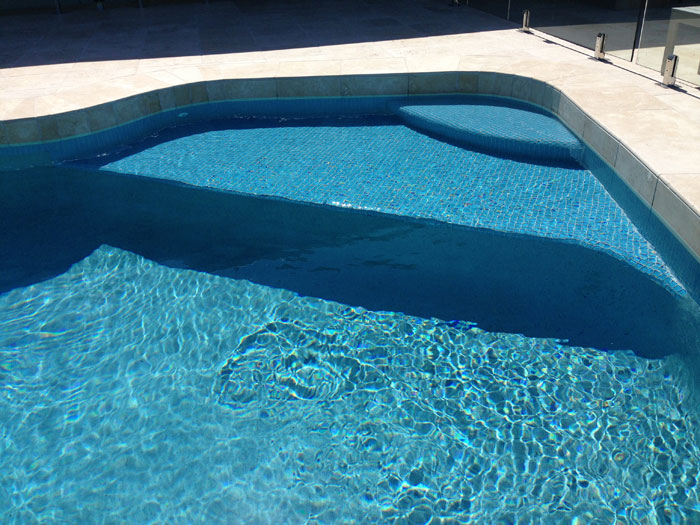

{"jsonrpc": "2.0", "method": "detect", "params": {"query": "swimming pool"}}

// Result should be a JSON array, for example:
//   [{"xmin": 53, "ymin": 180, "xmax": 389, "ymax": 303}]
[{"xmin": 1, "ymin": 95, "xmax": 699, "ymax": 522}]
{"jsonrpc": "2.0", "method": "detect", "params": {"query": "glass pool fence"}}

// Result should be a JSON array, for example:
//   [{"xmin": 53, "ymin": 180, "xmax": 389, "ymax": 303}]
[{"xmin": 466, "ymin": 0, "xmax": 700, "ymax": 87}]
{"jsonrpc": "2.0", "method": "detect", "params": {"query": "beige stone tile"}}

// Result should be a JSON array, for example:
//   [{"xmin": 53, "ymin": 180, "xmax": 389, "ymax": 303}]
[
  {"xmin": 340, "ymin": 74, "xmax": 407, "ymax": 97},
  {"xmin": 457, "ymin": 55, "xmax": 509, "ymax": 72},
  {"xmin": 273, "ymin": 47, "xmax": 328, "ymax": 62},
  {"xmin": 58, "ymin": 88, "xmax": 131, "ymax": 112},
  {"xmin": 158, "ymin": 85, "xmax": 191, "ymax": 110},
  {"xmin": 409, "ymin": 71, "xmax": 460, "ymax": 95},
  {"xmin": 614, "ymin": 146, "xmax": 658, "ymax": 207},
  {"xmin": 652, "ymin": 179, "xmax": 700, "ymax": 259},
  {"xmin": 654, "ymin": 92, "xmax": 700, "ymax": 128},
  {"xmin": 137, "ymin": 55, "xmax": 203, "ymax": 73},
  {"xmin": 141, "ymin": 91, "xmax": 162, "ymax": 115},
  {"xmin": 510, "ymin": 75, "xmax": 546, "ymax": 106},
  {"xmin": 277, "ymin": 61, "xmax": 342, "ymax": 77},
  {"xmin": 404, "ymin": 55, "xmax": 460, "ymax": 73},
  {"xmin": 70, "ymin": 60, "xmax": 140, "ymax": 75},
  {"xmin": 2, "ymin": 72, "xmax": 68, "ymax": 93},
  {"xmin": 340, "ymin": 58, "xmax": 406, "ymax": 75},
  {"xmin": 210, "ymin": 61, "xmax": 281, "ymax": 79},
  {"xmin": 502, "ymin": 60, "xmax": 586, "ymax": 84},
  {"xmin": 229, "ymin": 78, "xmax": 278, "ymax": 99},
  {"xmin": 540, "ymin": 84, "xmax": 562, "ymax": 113},
  {"xmin": 583, "ymin": 119, "xmax": 619, "ymax": 167},
  {"xmin": 561, "ymin": 86, "xmax": 666, "ymax": 122},
  {"xmin": 0, "ymin": 98, "xmax": 30, "ymax": 121},
  {"xmin": 276, "ymin": 62, "xmax": 343, "ymax": 97},
  {"xmin": 658, "ymin": 173, "xmax": 700, "ymax": 217},
  {"xmin": 548, "ymin": 66, "xmax": 634, "ymax": 89},
  {"xmin": 55, "ymin": 111, "xmax": 91, "ymax": 139},
  {"xmin": 146, "ymin": 69, "xmax": 189, "ymax": 86},
  {"xmin": 3, "ymin": 118, "xmax": 40, "ymax": 144},
  {"xmin": 319, "ymin": 43, "xmax": 397, "ymax": 61},
  {"xmin": 115, "ymin": 73, "xmax": 172, "ymax": 92},
  {"xmin": 206, "ymin": 78, "xmax": 277, "ymax": 101},
  {"xmin": 200, "ymin": 51, "xmax": 272, "ymax": 64},
  {"xmin": 196, "ymin": 65, "xmax": 230, "ymax": 83},
  {"xmin": 599, "ymin": 110, "xmax": 700, "ymax": 174},
  {"xmin": 113, "ymin": 96, "xmax": 144, "ymax": 124},
  {"xmin": 0, "ymin": 98, "xmax": 37, "ymax": 121},
  {"xmin": 2, "ymin": 75, "xmax": 65, "ymax": 102},
  {"xmin": 458, "ymin": 72, "xmax": 479, "ymax": 94},
  {"xmin": 170, "ymin": 66, "xmax": 207, "ymax": 83},
  {"xmin": 556, "ymin": 94, "xmax": 587, "ymax": 137},
  {"xmin": 38, "ymin": 116, "xmax": 60, "ymax": 142},
  {"xmin": 85, "ymin": 103, "xmax": 118, "ymax": 132},
  {"xmin": 2, "ymin": 88, "xmax": 56, "ymax": 99},
  {"xmin": 65, "ymin": 63, "xmax": 139, "ymax": 84},
  {"xmin": 33, "ymin": 94, "xmax": 85, "ymax": 116},
  {"xmin": 633, "ymin": 138, "xmax": 700, "ymax": 177},
  {"xmin": 478, "ymin": 72, "xmax": 515, "ymax": 97},
  {"xmin": 189, "ymin": 82, "xmax": 209, "ymax": 104},
  {"xmin": 277, "ymin": 75, "xmax": 341, "ymax": 98}
]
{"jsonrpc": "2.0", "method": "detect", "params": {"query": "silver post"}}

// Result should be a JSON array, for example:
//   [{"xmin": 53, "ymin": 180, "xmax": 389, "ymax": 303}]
[
  {"xmin": 521, "ymin": 10, "xmax": 530, "ymax": 32},
  {"xmin": 663, "ymin": 54, "xmax": 679, "ymax": 86},
  {"xmin": 594, "ymin": 33, "xmax": 606, "ymax": 60}
]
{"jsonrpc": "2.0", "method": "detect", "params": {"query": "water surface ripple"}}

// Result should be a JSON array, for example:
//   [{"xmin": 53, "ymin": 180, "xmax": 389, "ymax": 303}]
[{"xmin": 1, "ymin": 247, "xmax": 698, "ymax": 523}]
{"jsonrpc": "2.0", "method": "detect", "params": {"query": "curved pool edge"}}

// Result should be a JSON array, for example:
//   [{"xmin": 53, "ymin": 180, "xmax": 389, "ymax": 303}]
[{"xmin": 0, "ymin": 71, "xmax": 698, "ymax": 287}]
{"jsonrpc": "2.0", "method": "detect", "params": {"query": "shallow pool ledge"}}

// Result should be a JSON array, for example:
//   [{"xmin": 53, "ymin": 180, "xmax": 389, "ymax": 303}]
[{"xmin": 0, "ymin": 71, "xmax": 698, "ymax": 265}]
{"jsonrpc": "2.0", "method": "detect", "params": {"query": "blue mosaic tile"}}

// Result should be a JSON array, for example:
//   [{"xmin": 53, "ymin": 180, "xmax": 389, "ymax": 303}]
[
  {"xmin": 0, "ymin": 97, "xmax": 398, "ymax": 170},
  {"xmin": 70, "ymin": 112, "xmax": 687, "ymax": 296},
  {"xmin": 392, "ymin": 95, "xmax": 584, "ymax": 164}
]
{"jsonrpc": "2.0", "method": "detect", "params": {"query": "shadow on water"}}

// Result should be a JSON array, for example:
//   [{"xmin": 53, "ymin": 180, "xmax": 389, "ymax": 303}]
[{"xmin": 2, "ymin": 166, "xmax": 699, "ymax": 359}]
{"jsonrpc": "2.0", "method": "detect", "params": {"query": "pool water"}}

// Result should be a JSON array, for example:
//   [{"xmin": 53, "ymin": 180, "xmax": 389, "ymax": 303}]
[
  {"xmin": 2, "ymin": 101, "xmax": 700, "ymax": 522},
  {"xmin": 72, "ymin": 113, "xmax": 682, "ymax": 294}
]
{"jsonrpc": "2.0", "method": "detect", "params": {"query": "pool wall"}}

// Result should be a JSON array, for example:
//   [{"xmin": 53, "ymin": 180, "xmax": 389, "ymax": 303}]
[{"xmin": 0, "ymin": 71, "xmax": 698, "ymax": 276}]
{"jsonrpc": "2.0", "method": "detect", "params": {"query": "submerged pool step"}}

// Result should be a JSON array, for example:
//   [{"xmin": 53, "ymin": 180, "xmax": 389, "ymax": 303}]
[{"xmin": 390, "ymin": 95, "xmax": 585, "ymax": 164}]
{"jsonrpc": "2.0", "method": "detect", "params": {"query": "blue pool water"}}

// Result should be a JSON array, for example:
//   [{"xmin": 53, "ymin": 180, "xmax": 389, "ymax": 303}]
[
  {"xmin": 1, "ymin": 245, "xmax": 699, "ymax": 523},
  {"xmin": 2, "ymin": 97, "xmax": 700, "ymax": 522},
  {"xmin": 73, "ymin": 114, "xmax": 683, "ymax": 296},
  {"xmin": 390, "ymin": 97, "xmax": 585, "ymax": 163}
]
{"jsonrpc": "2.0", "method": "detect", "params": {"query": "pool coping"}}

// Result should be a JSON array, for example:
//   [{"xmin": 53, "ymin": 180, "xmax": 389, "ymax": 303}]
[{"xmin": 1, "ymin": 70, "xmax": 698, "ymax": 266}]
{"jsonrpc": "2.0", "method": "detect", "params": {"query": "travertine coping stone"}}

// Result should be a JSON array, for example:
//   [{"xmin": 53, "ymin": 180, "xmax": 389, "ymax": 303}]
[{"xmin": 0, "ymin": 71, "xmax": 698, "ymax": 263}]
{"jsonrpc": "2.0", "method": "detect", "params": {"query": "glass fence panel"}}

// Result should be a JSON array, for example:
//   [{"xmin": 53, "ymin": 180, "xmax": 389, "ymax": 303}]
[
  {"xmin": 637, "ymin": 2, "xmax": 700, "ymax": 85},
  {"xmin": 467, "ymin": 0, "xmax": 642, "ymax": 61},
  {"xmin": 517, "ymin": 0, "xmax": 641, "ymax": 61}
]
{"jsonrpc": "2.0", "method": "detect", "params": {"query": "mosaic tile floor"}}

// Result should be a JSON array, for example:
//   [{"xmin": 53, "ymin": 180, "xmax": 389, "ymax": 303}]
[
  {"xmin": 74, "ymin": 112, "xmax": 684, "ymax": 295},
  {"xmin": 390, "ymin": 96, "xmax": 585, "ymax": 162}
]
